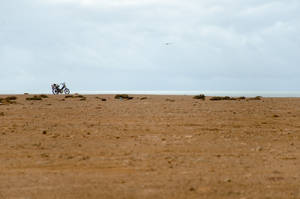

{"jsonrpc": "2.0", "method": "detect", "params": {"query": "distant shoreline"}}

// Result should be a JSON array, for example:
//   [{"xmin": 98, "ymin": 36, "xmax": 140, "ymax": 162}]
[{"xmin": 1, "ymin": 91, "xmax": 300, "ymax": 97}]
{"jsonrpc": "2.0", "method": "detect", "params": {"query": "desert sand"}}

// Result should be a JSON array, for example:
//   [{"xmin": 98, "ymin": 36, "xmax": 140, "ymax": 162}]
[{"xmin": 0, "ymin": 94, "xmax": 300, "ymax": 199}]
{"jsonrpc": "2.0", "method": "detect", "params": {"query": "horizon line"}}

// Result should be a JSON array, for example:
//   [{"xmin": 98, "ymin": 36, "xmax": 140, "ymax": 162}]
[{"xmin": 1, "ymin": 90, "xmax": 300, "ymax": 97}]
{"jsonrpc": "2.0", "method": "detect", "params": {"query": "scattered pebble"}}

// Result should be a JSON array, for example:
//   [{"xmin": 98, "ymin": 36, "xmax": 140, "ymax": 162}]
[
  {"xmin": 189, "ymin": 187, "xmax": 195, "ymax": 191},
  {"xmin": 26, "ymin": 96, "xmax": 42, "ymax": 100},
  {"xmin": 224, "ymin": 178, "xmax": 232, "ymax": 182},
  {"xmin": 166, "ymin": 99, "xmax": 175, "ymax": 102},
  {"xmin": 95, "ymin": 97, "xmax": 107, "ymax": 101},
  {"xmin": 81, "ymin": 156, "xmax": 90, "ymax": 160},
  {"xmin": 256, "ymin": 146, "xmax": 263, "ymax": 152}
]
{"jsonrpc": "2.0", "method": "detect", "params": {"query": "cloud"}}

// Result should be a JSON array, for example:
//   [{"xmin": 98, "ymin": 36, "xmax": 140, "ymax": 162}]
[
  {"xmin": 0, "ymin": 0, "xmax": 300, "ymax": 93},
  {"xmin": 41, "ymin": 0, "xmax": 170, "ymax": 7}
]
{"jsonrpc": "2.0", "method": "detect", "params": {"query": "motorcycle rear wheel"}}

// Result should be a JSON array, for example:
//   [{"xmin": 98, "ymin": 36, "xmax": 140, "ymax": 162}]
[{"xmin": 52, "ymin": 88, "xmax": 59, "ymax": 95}]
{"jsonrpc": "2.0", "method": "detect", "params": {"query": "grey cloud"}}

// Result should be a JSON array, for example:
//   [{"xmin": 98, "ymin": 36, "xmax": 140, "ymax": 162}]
[{"xmin": 0, "ymin": 0, "xmax": 300, "ymax": 93}]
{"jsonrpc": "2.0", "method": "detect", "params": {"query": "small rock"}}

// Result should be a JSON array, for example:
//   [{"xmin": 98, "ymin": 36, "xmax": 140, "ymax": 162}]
[
  {"xmin": 96, "ymin": 97, "xmax": 107, "ymax": 101},
  {"xmin": 67, "ymin": 155, "xmax": 74, "ymax": 159},
  {"xmin": 224, "ymin": 178, "xmax": 231, "ymax": 182},
  {"xmin": 256, "ymin": 146, "xmax": 263, "ymax": 152},
  {"xmin": 166, "ymin": 98, "xmax": 175, "ymax": 102},
  {"xmin": 41, "ymin": 153, "xmax": 49, "ymax": 158},
  {"xmin": 81, "ymin": 156, "xmax": 90, "ymax": 160}
]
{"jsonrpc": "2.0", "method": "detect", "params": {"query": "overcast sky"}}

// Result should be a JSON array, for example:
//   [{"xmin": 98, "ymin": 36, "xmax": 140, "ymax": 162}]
[{"xmin": 1, "ymin": 0, "xmax": 300, "ymax": 93}]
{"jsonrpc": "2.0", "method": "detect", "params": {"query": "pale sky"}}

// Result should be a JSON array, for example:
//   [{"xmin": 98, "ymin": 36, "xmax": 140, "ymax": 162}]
[{"xmin": 1, "ymin": 0, "xmax": 300, "ymax": 93}]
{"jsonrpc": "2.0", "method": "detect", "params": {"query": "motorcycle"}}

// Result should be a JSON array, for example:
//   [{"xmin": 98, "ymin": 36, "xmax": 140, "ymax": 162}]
[{"xmin": 51, "ymin": 82, "xmax": 70, "ymax": 95}]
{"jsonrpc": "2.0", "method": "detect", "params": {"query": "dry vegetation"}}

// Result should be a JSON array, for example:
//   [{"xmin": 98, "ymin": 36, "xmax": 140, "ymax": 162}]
[
  {"xmin": 26, "ymin": 95, "xmax": 43, "ymax": 101},
  {"xmin": 0, "ymin": 94, "xmax": 300, "ymax": 199},
  {"xmin": 210, "ymin": 96, "xmax": 245, "ymax": 101},
  {"xmin": 193, "ymin": 94, "xmax": 206, "ymax": 100},
  {"xmin": 0, "ymin": 96, "xmax": 17, "ymax": 104},
  {"xmin": 115, "ymin": 94, "xmax": 134, "ymax": 100}
]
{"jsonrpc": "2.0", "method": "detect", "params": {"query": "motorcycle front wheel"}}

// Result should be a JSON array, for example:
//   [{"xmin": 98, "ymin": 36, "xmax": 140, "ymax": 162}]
[{"xmin": 64, "ymin": 88, "xmax": 70, "ymax": 94}]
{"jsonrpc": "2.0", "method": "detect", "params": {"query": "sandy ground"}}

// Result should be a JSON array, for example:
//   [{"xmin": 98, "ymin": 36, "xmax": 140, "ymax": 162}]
[{"xmin": 0, "ymin": 94, "xmax": 300, "ymax": 199}]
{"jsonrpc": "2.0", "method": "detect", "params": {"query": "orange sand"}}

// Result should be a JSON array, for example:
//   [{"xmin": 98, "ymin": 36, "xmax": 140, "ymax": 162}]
[{"xmin": 0, "ymin": 94, "xmax": 300, "ymax": 199}]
